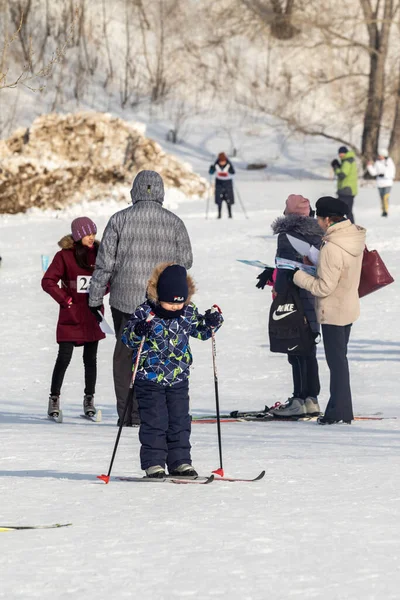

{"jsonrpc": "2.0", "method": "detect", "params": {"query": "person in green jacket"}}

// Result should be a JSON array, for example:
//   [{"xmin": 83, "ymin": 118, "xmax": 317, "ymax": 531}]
[{"xmin": 331, "ymin": 146, "xmax": 358, "ymax": 223}]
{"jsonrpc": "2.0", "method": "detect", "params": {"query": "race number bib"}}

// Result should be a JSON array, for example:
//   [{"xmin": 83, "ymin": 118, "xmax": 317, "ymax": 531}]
[{"xmin": 77, "ymin": 275, "xmax": 92, "ymax": 293}]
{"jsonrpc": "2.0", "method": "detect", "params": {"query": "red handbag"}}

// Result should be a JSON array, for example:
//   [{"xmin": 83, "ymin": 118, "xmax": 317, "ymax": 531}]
[{"xmin": 358, "ymin": 246, "xmax": 394, "ymax": 298}]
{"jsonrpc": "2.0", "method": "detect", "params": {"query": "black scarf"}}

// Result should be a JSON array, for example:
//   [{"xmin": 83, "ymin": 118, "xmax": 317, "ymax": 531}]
[{"xmin": 150, "ymin": 302, "xmax": 185, "ymax": 320}]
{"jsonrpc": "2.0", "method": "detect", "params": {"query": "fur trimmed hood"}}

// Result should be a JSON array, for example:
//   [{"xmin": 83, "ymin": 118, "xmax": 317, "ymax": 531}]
[
  {"xmin": 147, "ymin": 262, "xmax": 195, "ymax": 305},
  {"xmin": 271, "ymin": 214, "xmax": 324, "ymax": 238},
  {"xmin": 58, "ymin": 235, "xmax": 99, "ymax": 250},
  {"xmin": 58, "ymin": 234, "xmax": 75, "ymax": 249}
]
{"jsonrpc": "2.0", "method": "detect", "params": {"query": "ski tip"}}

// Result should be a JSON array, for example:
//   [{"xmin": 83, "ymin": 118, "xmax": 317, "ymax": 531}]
[
  {"xmin": 256, "ymin": 470, "xmax": 266, "ymax": 481},
  {"xmin": 212, "ymin": 468, "xmax": 224, "ymax": 477},
  {"xmin": 97, "ymin": 474, "xmax": 110, "ymax": 484},
  {"xmin": 95, "ymin": 409, "xmax": 102, "ymax": 423}
]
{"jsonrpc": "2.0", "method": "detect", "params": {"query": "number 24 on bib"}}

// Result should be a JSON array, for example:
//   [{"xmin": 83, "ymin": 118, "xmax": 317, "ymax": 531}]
[{"xmin": 77, "ymin": 275, "xmax": 92, "ymax": 293}]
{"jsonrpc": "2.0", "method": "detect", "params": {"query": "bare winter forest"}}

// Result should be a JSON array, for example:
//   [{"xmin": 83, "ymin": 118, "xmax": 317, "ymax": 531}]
[{"xmin": 1, "ymin": 0, "xmax": 400, "ymax": 172}]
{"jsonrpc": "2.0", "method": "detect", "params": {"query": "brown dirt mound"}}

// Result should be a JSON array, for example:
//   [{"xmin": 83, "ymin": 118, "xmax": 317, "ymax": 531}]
[{"xmin": 0, "ymin": 111, "xmax": 207, "ymax": 214}]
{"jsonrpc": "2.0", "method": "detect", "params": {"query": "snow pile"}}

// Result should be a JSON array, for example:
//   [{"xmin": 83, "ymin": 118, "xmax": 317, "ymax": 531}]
[{"xmin": 0, "ymin": 111, "xmax": 207, "ymax": 214}]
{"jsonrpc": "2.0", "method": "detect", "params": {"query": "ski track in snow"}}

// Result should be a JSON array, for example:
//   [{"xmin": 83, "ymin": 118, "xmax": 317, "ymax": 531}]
[{"xmin": 1, "ymin": 174, "xmax": 400, "ymax": 600}]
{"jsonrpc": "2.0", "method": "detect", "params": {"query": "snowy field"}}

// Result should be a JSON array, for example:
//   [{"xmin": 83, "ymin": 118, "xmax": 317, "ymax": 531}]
[{"xmin": 1, "ymin": 172, "xmax": 400, "ymax": 599}]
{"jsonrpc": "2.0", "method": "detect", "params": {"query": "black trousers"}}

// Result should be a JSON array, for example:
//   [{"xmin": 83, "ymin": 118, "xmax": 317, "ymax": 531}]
[
  {"xmin": 111, "ymin": 307, "xmax": 139, "ymax": 423},
  {"xmin": 135, "ymin": 379, "xmax": 191, "ymax": 471},
  {"xmin": 338, "ymin": 194, "xmax": 355, "ymax": 223},
  {"xmin": 217, "ymin": 200, "xmax": 232, "ymax": 218},
  {"xmin": 322, "ymin": 324, "xmax": 353, "ymax": 421},
  {"xmin": 51, "ymin": 341, "xmax": 98, "ymax": 396},
  {"xmin": 287, "ymin": 345, "xmax": 320, "ymax": 400}
]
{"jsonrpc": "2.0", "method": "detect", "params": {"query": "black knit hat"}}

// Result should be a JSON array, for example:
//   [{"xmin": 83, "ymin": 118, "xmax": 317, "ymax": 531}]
[
  {"xmin": 316, "ymin": 196, "xmax": 349, "ymax": 218},
  {"xmin": 157, "ymin": 265, "xmax": 188, "ymax": 303},
  {"xmin": 338, "ymin": 146, "xmax": 348, "ymax": 154}
]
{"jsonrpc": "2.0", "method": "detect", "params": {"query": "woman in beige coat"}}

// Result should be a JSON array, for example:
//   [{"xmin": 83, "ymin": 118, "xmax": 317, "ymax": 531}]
[{"xmin": 293, "ymin": 196, "xmax": 366, "ymax": 424}]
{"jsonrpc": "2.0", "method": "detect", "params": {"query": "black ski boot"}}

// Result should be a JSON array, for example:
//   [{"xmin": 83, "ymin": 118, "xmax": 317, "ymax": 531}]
[
  {"xmin": 146, "ymin": 466, "xmax": 166, "ymax": 479},
  {"xmin": 169, "ymin": 464, "xmax": 198, "ymax": 477}
]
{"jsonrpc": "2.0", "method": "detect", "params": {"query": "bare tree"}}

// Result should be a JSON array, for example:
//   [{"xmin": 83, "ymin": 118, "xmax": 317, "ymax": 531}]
[
  {"xmin": 240, "ymin": 0, "xmax": 299, "ymax": 39},
  {"xmin": 0, "ymin": 4, "xmax": 77, "ymax": 92},
  {"xmin": 389, "ymin": 61, "xmax": 400, "ymax": 168},
  {"xmin": 359, "ymin": 0, "xmax": 396, "ymax": 160},
  {"xmin": 101, "ymin": 0, "xmax": 113, "ymax": 88}
]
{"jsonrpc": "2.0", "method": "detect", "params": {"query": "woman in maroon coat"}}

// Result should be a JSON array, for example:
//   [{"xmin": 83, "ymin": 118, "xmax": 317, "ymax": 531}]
[{"xmin": 42, "ymin": 217, "xmax": 105, "ymax": 419}]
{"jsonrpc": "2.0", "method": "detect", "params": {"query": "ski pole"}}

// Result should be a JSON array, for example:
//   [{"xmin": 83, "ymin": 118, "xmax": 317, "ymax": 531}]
[
  {"xmin": 97, "ymin": 312, "xmax": 155, "ymax": 484},
  {"xmin": 233, "ymin": 182, "xmax": 249, "ymax": 219},
  {"xmin": 210, "ymin": 304, "xmax": 224, "ymax": 477},
  {"xmin": 206, "ymin": 174, "xmax": 212, "ymax": 220}
]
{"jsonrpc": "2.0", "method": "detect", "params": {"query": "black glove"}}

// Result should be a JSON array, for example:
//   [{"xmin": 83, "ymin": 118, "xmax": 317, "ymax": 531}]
[
  {"xmin": 204, "ymin": 309, "xmax": 222, "ymax": 328},
  {"xmin": 256, "ymin": 266, "xmax": 275, "ymax": 290},
  {"xmin": 378, "ymin": 173, "xmax": 385, "ymax": 178},
  {"xmin": 89, "ymin": 305, "xmax": 103, "ymax": 323},
  {"xmin": 134, "ymin": 320, "xmax": 153, "ymax": 337},
  {"xmin": 331, "ymin": 159, "xmax": 340, "ymax": 169},
  {"xmin": 286, "ymin": 268, "xmax": 299, "ymax": 282}
]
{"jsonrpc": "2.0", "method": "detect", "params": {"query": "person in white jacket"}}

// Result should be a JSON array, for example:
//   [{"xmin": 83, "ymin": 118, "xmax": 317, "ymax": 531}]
[{"xmin": 367, "ymin": 148, "xmax": 396, "ymax": 217}]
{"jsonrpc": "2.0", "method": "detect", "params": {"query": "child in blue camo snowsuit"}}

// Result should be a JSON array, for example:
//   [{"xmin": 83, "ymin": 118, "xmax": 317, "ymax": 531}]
[{"xmin": 122, "ymin": 263, "xmax": 223, "ymax": 478}]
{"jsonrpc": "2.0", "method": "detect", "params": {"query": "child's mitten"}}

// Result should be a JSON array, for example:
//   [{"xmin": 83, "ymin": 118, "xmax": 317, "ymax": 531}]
[
  {"xmin": 204, "ymin": 309, "xmax": 223, "ymax": 328},
  {"xmin": 134, "ymin": 320, "xmax": 153, "ymax": 337}
]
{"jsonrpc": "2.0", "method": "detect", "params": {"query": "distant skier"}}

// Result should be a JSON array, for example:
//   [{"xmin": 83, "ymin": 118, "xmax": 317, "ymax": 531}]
[
  {"xmin": 367, "ymin": 149, "xmax": 396, "ymax": 217},
  {"xmin": 209, "ymin": 152, "xmax": 235, "ymax": 218},
  {"xmin": 331, "ymin": 146, "xmax": 358, "ymax": 223},
  {"xmin": 122, "ymin": 263, "xmax": 223, "ymax": 478},
  {"xmin": 41, "ymin": 217, "xmax": 105, "ymax": 419}
]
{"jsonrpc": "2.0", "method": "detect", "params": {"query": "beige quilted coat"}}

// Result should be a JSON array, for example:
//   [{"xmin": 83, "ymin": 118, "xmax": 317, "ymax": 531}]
[{"xmin": 294, "ymin": 220, "xmax": 366, "ymax": 326}]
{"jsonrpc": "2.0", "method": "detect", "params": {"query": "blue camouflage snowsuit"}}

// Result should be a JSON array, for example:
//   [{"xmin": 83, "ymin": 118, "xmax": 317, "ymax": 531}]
[{"xmin": 122, "ymin": 301, "xmax": 223, "ymax": 471}]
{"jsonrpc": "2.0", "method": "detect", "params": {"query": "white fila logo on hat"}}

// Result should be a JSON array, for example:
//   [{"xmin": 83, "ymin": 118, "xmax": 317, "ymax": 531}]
[{"xmin": 174, "ymin": 296, "xmax": 184, "ymax": 301}]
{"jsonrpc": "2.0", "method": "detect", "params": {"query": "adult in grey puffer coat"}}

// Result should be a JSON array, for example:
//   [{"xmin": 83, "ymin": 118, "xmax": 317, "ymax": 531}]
[
  {"xmin": 89, "ymin": 170, "xmax": 193, "ymax": 426},
  {"xmin": 269, "ymin": 194, "xmax": 324, "ymax": 418}
]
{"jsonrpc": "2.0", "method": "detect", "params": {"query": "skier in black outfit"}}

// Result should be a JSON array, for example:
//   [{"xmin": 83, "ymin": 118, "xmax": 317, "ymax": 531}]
[
  {"xmin": 267, "ymin": 194, "xmax": 323, "ymax": 418},
  {"xmin": 209, "ymin": 152, "xmax": 235, "ymax": 218}
]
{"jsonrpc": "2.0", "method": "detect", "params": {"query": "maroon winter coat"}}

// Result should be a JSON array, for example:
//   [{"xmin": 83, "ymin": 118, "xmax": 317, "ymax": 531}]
[{"xmin": 42, "ymin": 235, "xmax": 106, "ymax": 344}]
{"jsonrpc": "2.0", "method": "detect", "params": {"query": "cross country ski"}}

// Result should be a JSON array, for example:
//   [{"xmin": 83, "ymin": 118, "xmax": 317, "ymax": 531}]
[{"xmin": 0, "ymin": 523, "xmax": 72, "ymax": 531}]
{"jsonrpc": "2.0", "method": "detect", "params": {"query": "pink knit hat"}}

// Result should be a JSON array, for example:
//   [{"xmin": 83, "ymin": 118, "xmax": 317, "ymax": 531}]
[
  {"xmin": 71, "ymin": 217, "xmax": 97, "ymax": 242},
  {"xmin": 284, "ymin": 194, "xmax": 310, "ymax": 217}
]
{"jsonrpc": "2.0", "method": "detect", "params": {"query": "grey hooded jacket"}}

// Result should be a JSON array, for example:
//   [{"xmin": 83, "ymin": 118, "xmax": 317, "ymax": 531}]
[{"xmin": 89, "ymin": 171, "xmax": 193, "ymax": 314}]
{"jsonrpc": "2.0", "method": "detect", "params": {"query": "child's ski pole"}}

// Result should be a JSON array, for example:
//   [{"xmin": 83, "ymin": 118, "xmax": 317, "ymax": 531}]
[
  {"xmin": 210, "ymin": 304, "xmax": 224, "ymax": 477},
  {"xmin": 98, "ymin": 312, "xmax": 155, "ymax": 484}
]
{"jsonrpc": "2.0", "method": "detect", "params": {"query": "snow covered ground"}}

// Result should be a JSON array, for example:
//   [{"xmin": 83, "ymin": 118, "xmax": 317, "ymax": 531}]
[{"xmin": 1, "ymin": 168, "xmax": 400, "ymax": 599}]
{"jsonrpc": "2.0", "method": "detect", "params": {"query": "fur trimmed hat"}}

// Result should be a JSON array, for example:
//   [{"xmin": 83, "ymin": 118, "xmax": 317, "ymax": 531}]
[{"xmin": 147, "ymin": 263, "xmax": 195, "ymax": 305}]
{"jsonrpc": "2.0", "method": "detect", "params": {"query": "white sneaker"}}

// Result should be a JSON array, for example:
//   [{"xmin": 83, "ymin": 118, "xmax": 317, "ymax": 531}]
[
  {"xmin": 83, "ymin": 394, "xmax": 96, "ymax": 417},
  {"xmin": 47, "ymin": 394, "xmax": 60, "ymax": 417},
  {"xmin": 146, "ymin": 465, "xmax": 166, "ymax": 479},
  {"xmin": 271, "ymin": 397, "xmax": 307, "ymax": 417},
  {"xmin": 304, "ymin": 397, "xmax": 321, "ymax": 416}
]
